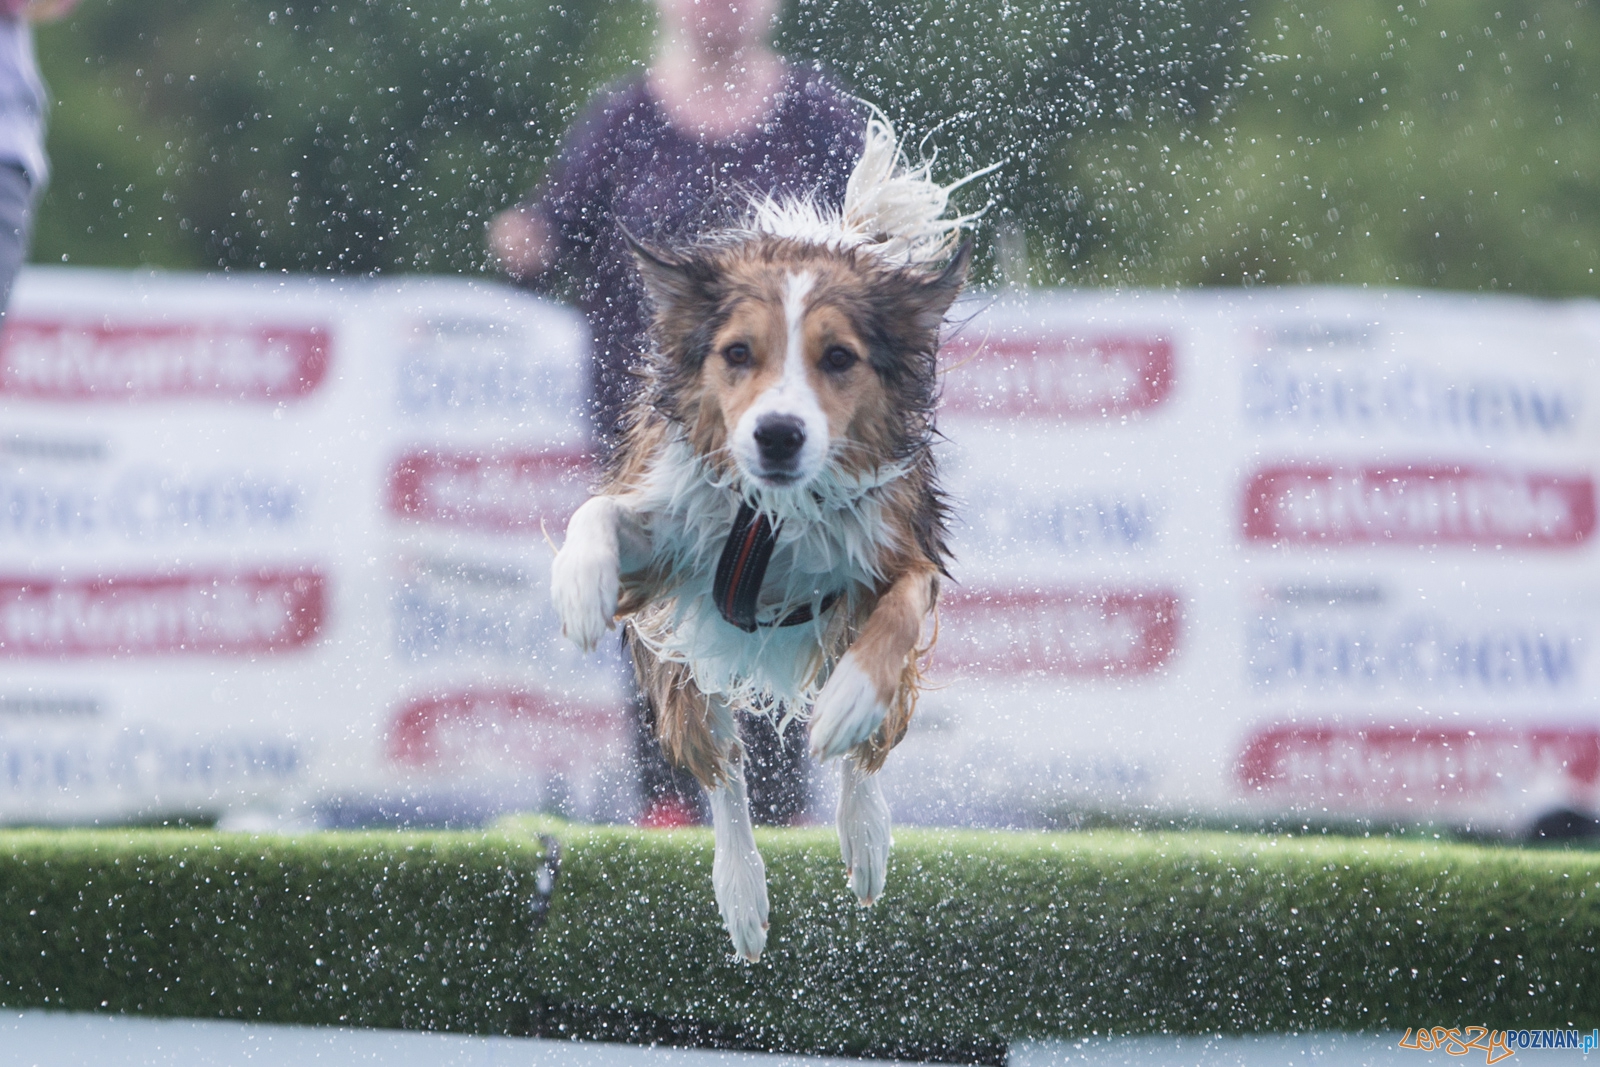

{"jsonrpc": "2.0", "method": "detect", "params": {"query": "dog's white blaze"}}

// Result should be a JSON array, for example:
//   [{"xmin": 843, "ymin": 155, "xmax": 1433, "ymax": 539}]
[
  {"xmin": 781, "ymin": 269, "xmax": 816, "ymax": 387},
  {"xmin": 732, "ymin": 270, "xmax": 829, "ymax": 486}
]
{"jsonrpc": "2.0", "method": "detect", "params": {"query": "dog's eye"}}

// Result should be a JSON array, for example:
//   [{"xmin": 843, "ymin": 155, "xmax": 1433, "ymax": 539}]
[
  {"xmin": 723, "ymin": 343, "xmax": 751, "ymax": 367},
  {"xmin": 822, "ymin": 345, "xmax": 857, "ymax": 372}
]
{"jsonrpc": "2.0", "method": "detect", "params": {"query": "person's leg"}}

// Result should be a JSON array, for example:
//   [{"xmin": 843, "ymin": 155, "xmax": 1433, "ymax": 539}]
[
  {"xmin": 0, "ymin": 163, "xmax": 34, "ymax": 315},
  {"xmin": 631, "ymin": 690, "xmax": 811, "ymax": 827},
  {"xmin": 632, "ymin": 684, "xmax": 709, "ymax": 826},
  {"xmin": 739, "ymin": 708, "xmax": 812, "ymax": 825}
]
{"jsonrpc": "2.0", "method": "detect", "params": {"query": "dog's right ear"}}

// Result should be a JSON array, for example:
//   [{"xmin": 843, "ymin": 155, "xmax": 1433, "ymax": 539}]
[{"xmin": 621, "ymin": 227, "xmax": 715, "ymax": 321}]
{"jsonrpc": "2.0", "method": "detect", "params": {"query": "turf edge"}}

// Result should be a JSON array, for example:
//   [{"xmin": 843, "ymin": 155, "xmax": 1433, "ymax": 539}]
[{"xmin": 0, "ymin": 822, "xmax": 1594, "ymax": 1061}]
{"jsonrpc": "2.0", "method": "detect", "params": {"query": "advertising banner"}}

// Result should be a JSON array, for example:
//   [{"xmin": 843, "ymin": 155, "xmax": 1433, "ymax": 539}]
[
  {"xmin": 0, "ymin": 270, "xmax": 624, "ymax": 826},
  {"xmin": 4, "ymin": 270, "xmax": 1598, "ymax": 833},
  {"xmin": 885, "ymin": 287, "xmax": 1600, "ymax": 831}
]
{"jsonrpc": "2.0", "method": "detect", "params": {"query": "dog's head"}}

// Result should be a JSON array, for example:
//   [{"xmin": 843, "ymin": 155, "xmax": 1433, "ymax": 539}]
[{"xmin": 628, "ymin": 233, "xmax": 971, "ymax": 491}]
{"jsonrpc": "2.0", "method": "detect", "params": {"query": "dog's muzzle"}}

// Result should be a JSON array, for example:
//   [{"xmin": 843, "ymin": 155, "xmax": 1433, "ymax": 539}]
[{"xmin": 752, "ymin": 414, "xmax": 806, "ymax": 483}]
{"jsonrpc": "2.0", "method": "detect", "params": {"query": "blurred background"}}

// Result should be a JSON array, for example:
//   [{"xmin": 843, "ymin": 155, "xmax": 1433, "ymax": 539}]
[
  {"xmin": 32, "ymin": 0, "xmax": 1599, "ymax": 295},
  {"xmin": 5, "ymin": 0, "xmax": 1600, "ymax": 838}
]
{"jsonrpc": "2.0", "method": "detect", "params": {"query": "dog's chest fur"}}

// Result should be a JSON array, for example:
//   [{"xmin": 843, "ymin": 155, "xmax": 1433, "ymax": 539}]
[{"xmin": 624, "ymin": 434, "xmax": 905, "ymax": 713}]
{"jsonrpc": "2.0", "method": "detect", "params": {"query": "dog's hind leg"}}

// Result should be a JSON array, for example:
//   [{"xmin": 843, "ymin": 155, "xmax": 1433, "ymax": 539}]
[
  {"xmin": 837, "ymin": 755, "xmax": 890, "ymax": 906},
  {"xmin": 705, "ymin": 698, "xmax": 770, "ymax": 962},
  {"xmin": 631, "ymin": 641, "xmax": 769, "ymax": 959}
]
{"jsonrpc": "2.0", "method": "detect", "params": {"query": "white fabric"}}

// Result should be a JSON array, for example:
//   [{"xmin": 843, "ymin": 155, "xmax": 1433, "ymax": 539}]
[{"xmin": 0, "ymin": 17, "xmax": 47, "ymax": 185}]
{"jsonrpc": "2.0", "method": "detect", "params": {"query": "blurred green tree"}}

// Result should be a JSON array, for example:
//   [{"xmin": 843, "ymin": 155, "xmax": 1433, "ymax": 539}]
[
  {"xmin": 1059, "ymin": 0, "xmax": 1600, "ymax": 294},
  {"xmin": 32, "ymin": 0, "xmax": 652, "ymax": 273},
  {"xmin": 28, "ymin": 0, "xmax": 1249, "ymax": 277},
  {"xmin": 27, "ymin": 0, "xmax": 1599, "ymax": 296}
]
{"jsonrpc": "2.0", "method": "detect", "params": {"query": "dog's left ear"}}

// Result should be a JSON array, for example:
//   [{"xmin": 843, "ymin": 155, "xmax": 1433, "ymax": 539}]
[
  {"xmin": 905, "ymin": 237, "xmax": 974, "ymax": 336},
  {"xmin": 621, "ymin": 226, "xmax": 716, "ymax": 321}
]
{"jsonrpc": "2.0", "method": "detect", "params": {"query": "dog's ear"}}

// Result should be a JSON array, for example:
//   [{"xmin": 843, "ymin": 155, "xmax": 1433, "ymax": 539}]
[
  {"xmin": 904, "ymin": 237, "xmax": 973, "ymax": 337},
  {"xmin": 621, "ymin": 226, "xmax": 716, "ymax": 320}
]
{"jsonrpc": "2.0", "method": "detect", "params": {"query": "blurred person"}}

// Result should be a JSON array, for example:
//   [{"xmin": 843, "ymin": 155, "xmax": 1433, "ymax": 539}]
[
  {"xmin": 489, "ymin": 0, "xmax": 864, "ymax": 829},
  {"xmin": 0, "ymin": 0, "xmax": 74, "ymax": 314}
]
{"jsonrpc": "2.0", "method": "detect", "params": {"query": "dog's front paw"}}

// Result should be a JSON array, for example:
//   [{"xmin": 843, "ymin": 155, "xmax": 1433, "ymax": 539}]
[
  {"xmin": 713, "ymin": 838, "xmax": 770, "ymax": 963},
  {"xmin": 838, "ymin": 759, "xmax": 891, "ymax": 906},
  {"xmin": 550, "ymin": 538, "xmax": 619, "ymax": 653},
  {"xmin": 810, "ymin": 652, "xmax": 889, "ymax": 761}
]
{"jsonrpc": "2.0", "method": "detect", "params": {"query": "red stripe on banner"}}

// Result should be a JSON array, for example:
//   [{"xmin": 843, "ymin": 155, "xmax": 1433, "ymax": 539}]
[
  {"xmin": 1237, "ymin": 723, "xmax": 1600, "ymax": 803},
  {"xmin": 935, "ymin": 587, "xmax": 1182, "ymax": 677},
  {"xmin": 0, "ymin": 318, "xmax": 331, "ymax": 401},
  {"xmin": 387, "ymin": 688, "xmax": 621, "ymax": 770},
  {"xmin": 387, "ymin": 447, "xmax": 592, "ymax": 533},
  {"xmin": 1241, "ymin": 462, "xmax": 1596, "ymax": 547},
  {"xmin": 0, "ymin": 569, "xmax": 327, "ymax": 657},
  {"xmin": 939, "ymin": 333, "xmax": 1174, "ymax": 418}
]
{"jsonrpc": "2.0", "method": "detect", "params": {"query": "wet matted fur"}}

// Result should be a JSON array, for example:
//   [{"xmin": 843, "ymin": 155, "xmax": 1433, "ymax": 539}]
[{"xmin": 551, "ymin": 112, "xmax": 984, "ymax": 961}]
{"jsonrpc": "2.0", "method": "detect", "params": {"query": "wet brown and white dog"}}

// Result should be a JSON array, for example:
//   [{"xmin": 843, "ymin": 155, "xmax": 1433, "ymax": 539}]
[{"xmin": 551, "ymin": 115, "xmax": 987, "ymax": 960}]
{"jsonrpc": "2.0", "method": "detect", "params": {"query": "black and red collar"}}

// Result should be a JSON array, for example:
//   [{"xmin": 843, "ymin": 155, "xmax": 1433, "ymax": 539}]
[{"xmin": 712, "ymin": 500, "xmax": 839, "ymax": 633}]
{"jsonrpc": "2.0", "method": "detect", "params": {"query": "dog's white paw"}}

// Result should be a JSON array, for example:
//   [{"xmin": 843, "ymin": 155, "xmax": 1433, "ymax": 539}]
[
  {"xmin": 713, "ymin": 830, "xmax": 770, "ymax": 962},
  {"xmin": 709, "ymin": 767, "xmax": 770, "ymax": 962},
  {"xmin": 810, "ymin": 652, "xmax": 888, "ymax": 761},
  {"xmin": 550, "ymin": 537, "xmax": 619, "ymax": 653},
  {"xmin": 838, "ymin": 759, "xmax": 891, "ymax": 906}
]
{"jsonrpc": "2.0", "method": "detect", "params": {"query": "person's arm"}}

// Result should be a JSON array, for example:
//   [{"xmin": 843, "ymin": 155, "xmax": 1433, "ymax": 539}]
[
  {"xmin": 488, "ymin": 89, "xmax": 619, "ymax": 290},
  {"xmin": 488, "ymin": 206, "xmax": 556, "ymax": 283}
]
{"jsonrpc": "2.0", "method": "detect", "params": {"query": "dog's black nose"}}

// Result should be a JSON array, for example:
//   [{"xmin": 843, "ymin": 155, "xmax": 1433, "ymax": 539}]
[{"xmin": 753, "ymin": 415, "xmax": 806, "ymax": 466}]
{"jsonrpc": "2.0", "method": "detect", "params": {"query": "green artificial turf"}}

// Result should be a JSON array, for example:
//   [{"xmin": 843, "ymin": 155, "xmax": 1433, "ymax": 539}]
[
  {"xmin": 1, "ymin": 823, "xmax": 1596, "ymax": 1059},
  {"xmin": 0, "ymin": 830, "xmax": 554, "ymax": 1033}
]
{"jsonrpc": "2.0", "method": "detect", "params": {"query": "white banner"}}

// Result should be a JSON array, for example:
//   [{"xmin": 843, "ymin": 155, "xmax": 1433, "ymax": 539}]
[
  {"xmin": 884, "ymin": 287, "xmax": 1600, "ymax": 831},
  {"xmin": 0, "ymin": 269, "xmax": 626, "ymax": 826},
  {"xmin": 3, "ymin": 271, "xmax": 1597, "ymax": 833}
]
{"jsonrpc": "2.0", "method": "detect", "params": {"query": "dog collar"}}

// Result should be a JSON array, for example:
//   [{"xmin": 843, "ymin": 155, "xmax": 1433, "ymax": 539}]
[{"xmin": 713, "ymin": 500, "xmax": 839, "ymax": 633}]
